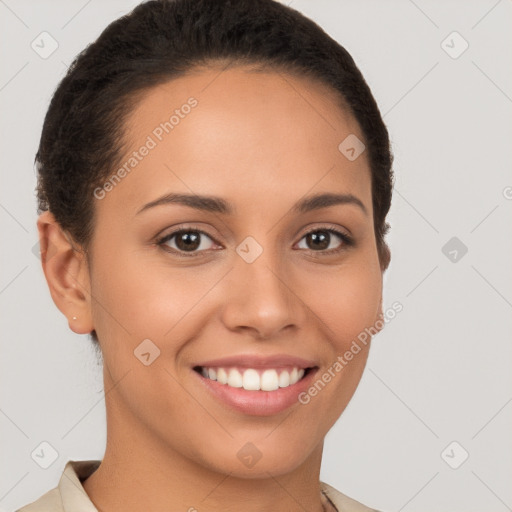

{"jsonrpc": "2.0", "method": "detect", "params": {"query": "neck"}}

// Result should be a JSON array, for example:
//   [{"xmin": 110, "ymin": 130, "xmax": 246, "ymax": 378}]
[
  {"xmin": 82, "ymin": 381, "xmax": 329, "ymax": 512},
  {"xmin": 83, "ymin": 438, "xmax": 328, "ymax": 512}
]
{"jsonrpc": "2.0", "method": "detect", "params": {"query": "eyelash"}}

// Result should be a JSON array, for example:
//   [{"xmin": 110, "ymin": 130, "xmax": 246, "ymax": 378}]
[{"xmin": 155, "ymin": 224, "xmax": 354, "ymax": 258}]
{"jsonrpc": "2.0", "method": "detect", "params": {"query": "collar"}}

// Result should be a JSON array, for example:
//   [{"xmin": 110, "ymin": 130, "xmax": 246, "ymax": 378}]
[
  {"xmin": 58, "ymin": 460, "xmax": 100, "ymax": 512},
  {"xmin": 53, "ymin": 459, "xmax": 358, "ymax": 512}
]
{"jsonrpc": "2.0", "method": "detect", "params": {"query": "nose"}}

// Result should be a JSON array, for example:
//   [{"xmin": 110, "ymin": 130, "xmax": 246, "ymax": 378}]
[{"xmin": 220, "ymin": 251, "xmax": 306, "ymax": 340}]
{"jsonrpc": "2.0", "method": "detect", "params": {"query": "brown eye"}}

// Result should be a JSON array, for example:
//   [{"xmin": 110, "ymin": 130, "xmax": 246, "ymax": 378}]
[
  {"xmin": 296, "ymin": 228, "xmax": 353, "ymax": 254},
  {"xmin": 176, "ymin": 231, "xmax": 202, "ymax": 251},
  {"xmin": 304, "ymin": 230, "xmax": 331, "ymax": 250},
  {"xmin": 158, "ymin": 229, "xmax": 217, "ymax": 255}
]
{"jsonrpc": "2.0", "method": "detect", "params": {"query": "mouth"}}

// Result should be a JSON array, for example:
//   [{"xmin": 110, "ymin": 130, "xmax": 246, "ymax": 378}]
[
  {"xmin": 193, "ymin": 365, "xmax": 316, "ymax": 391},
  {"xmin": 192, "ymin": 360, "xmax": 319, "ymax": 416}
]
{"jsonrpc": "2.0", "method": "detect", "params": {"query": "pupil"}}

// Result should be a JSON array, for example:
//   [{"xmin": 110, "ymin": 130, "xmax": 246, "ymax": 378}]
[
  {"xmin": 177, "ymin": 232, "xmax": 200, "ymax": 251},
  {"xmin": 308, "ymin": 231, "xmax": 329, "ymax": 250}
]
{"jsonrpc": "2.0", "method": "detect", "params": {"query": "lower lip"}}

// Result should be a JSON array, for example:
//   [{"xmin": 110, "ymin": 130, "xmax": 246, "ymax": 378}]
[{"xmin": 193, "ymin": 368, "xmax": 318, "ymax": 416}]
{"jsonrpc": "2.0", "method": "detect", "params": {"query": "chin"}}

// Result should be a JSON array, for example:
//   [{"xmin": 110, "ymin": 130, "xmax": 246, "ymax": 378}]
[{"xmin": 188, "ymin": 432, "xmax": 321, "ymax": 479}]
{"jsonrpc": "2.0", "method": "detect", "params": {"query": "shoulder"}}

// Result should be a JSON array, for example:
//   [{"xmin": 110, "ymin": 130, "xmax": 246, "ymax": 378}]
[
  {"xmin": 15, "ymin": 459, "xmax": 101, "ymax": 512},
  {"xmin": 320, "ymin": 481, "xmax": 383, "ymax": 512},
  {"xmin": 15, "ymin": 487, "xmax": 63, "ymax": 512}
]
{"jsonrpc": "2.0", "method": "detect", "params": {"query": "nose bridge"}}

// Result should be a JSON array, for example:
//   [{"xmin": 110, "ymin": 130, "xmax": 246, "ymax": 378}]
[{"xmin": 221, "ymin": 234, "xmax": 302, "ymax": 338}]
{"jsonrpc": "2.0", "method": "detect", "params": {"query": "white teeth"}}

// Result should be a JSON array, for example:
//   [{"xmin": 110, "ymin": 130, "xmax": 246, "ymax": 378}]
[
  {"xmin": 227, "ymin": 368, "xmax": 243, "ymax": 388},
  {"xmin": 198, "ymin": 366, "xmax": 308, "ymax": 390},
  {"xmin": 260, "ymin": 369, "xmax": 279, "ymax": 391},
  {"xmin": 217, "ymin": 367, "xmax": 228, "ymax": 384},
  {"xmin": 278, "ymin": 370, "xmax": 290, "ymax": 387},
  {"xmin": 243, "ymin": 369, "xmax": 260, "ymax": 390}
]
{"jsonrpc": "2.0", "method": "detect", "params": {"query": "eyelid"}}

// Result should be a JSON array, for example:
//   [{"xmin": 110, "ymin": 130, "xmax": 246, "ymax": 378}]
[
  {"xmin": 295, "ymin": 223, "xmax": 354, "ymax": 253},
  {"xmin": 155, "ymin": 224, "xmax": 221, "ymax": 253},
  {"xmin": 299, "ymin": 222, "xmax": 351, "ymax": 239},
  {"xmin": 155, "ymin": 222, "xmax": 354, "ymax": 257}
]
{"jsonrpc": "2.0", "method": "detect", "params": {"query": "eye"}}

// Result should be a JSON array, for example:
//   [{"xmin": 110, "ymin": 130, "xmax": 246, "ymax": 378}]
[
  {"xmin": 155, "ymin": 225, "xmax": 354, "ymax": 258},
  {"xmin": 156, "ymin": 228, "xmax": 218, "ymax": 257},
  {"xmin": 296, "ymin": 227, "xmax": 354, "ymax": 254}
]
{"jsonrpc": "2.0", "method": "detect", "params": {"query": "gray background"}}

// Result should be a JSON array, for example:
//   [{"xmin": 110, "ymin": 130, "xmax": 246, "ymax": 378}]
[{"xmin": 1, "ymin": 1, "xmax": 511, "ymax": 511}]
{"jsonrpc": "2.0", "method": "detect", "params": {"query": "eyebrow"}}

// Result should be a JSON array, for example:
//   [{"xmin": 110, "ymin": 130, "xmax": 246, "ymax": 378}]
[{"xmin": 136, "ymin": 192, "xmax": 368, "ymax": 216}]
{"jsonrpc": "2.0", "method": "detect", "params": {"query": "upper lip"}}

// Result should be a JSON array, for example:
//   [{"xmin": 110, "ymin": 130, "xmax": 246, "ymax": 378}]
[{"xmin": 193, "ymin": 354, "xmax": 319, "ymax": 369}]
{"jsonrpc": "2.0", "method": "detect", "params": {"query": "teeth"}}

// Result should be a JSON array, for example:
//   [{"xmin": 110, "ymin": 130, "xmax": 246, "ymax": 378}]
[
  {"xmin": 243, "ymin": 369, "xmax": 260, "ymax": 390},
  {"xmin": 278, "ymin": 370, "xmax": 290, "ymax": 387},
  {"xmin": 261, "ymin": 369, "xmax": 279, "ymax": 391},
  {"xmin": 227, "ymin": 368, "xmax": 243, "ymax": 388},
  {"xmin": 198, "ymin": 366, "xmax": 308, "ymax": 390},
  {"xmin": 217, "ymin": 367, "xmax": 228, "ymax": 384}
]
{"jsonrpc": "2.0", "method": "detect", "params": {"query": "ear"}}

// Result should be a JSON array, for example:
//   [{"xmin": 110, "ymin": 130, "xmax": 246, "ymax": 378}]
[
  {"xmin": 37, "ymin": 211, "xmax": 94, "ymax": 335},
  {"xmin": 373, "ymin": 296, "xmax": 385, "ymax": 336},
  {"xmin": 379, "ymin": 243, "xmax": 391, "ymax": 273},
  {"xmin": 374, "ymin": 244, "xmax": 390, "ymax": 335}
]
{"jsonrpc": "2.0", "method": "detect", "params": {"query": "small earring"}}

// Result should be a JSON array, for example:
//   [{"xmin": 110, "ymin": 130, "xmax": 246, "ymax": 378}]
[{"xmin": 72, "ymin": 316, "xmax": 77, "ymax": 321}]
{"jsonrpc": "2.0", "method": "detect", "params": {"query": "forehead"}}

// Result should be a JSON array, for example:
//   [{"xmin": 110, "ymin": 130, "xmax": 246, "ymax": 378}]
[{"xmin": 98, "ymin": 65, "xmax": 372, "ymax": 217}]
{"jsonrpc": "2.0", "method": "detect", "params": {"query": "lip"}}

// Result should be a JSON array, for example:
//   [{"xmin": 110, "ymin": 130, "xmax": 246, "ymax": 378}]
[
  {"xmin": 192, "ymin": 364, "xmax": 319, "ymax": 416},
  {"xmin": 193, "ymin": 353, "xmax": 318, "ymax": 369}
]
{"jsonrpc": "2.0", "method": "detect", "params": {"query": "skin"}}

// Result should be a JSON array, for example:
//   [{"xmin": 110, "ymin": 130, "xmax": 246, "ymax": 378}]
[{"xmin": 38, "ymin": 64, "xmax": 388, "ymax": 512}]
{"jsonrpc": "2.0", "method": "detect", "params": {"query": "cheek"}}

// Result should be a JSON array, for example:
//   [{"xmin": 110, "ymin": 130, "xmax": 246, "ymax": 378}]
[
  {"xmin": 89, "ymin": 245, "xmax": 219, "ymax": 350},
  {"xmin": 91, "ymin": 243, "xmax": 381, "ymax": 349},
  {"xmin": 297, "ymin": 259, "xmax": 382, "ymax": 349},
  {"xmin": 296, "ymin": 264, "xmax": 380, "ymax": 419},
  {"xmin": 87, "ymin": 242, "xmax": 164, "ymax": 348}
]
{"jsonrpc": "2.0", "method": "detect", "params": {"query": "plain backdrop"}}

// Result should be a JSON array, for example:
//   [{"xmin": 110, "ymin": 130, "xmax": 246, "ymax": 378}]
[{"xmin": 1, "ymin": 1, "xmax": 511, "ymax": 511}]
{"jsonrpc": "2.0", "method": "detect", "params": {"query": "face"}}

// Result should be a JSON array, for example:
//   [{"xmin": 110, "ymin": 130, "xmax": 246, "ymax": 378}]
[{"xmin": 58, "ymin": 65, "xmax": 384, "ymax": 477}]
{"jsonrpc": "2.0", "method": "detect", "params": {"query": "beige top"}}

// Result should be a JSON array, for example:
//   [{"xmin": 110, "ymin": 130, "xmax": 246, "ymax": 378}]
[{"xmin": 15, "ymin": 460, "xmax": 381, "ymax": 512}]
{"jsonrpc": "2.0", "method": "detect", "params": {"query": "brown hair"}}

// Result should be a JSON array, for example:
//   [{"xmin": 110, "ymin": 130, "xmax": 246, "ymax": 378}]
[{"xmin": 35, "ymin": 0, "xmax": 394, "ymax": 345}]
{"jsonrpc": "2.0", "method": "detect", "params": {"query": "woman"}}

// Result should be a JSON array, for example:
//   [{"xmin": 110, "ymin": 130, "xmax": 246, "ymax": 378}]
[{"xmin": 18, "ymin": 0, "xmax": 393, "ymax": 510}]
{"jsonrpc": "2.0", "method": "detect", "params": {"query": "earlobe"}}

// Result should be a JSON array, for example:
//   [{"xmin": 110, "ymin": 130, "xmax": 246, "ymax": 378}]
[{"xmin": 37, "ymin": 211, "xmax": 94, "ymax": 335}]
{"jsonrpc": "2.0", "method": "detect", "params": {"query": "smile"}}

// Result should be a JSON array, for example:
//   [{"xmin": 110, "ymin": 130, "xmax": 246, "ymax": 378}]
[
  {"xmin": 192, "ymin": 361, "xmax": 319, "ymax": 416},
  {"xmin": 194, "ymin": 366, "xmax": 311, "ymax": 391}
]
